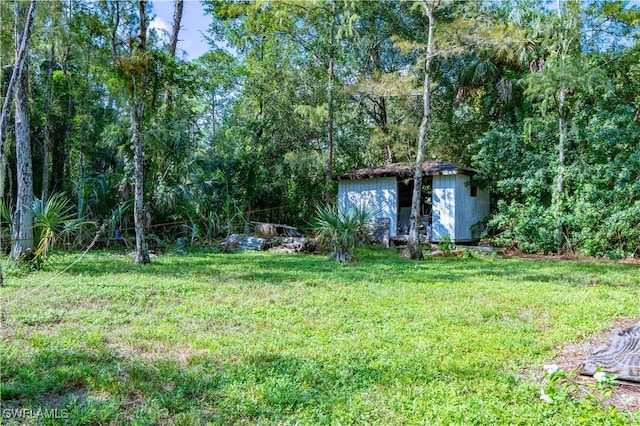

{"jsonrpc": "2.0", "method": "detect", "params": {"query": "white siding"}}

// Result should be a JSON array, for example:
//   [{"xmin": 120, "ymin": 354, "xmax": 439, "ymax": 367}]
[
  {"xmin": 337, "ymin": 177, "xmax": 398, "ymax": 237},
  {"xmin": 453, "ymin": 174, "xmax": 490, "ymax": 242},
  {"xmin": 432, "ymin": 175, "xmax": 456, "ymax": 241}
]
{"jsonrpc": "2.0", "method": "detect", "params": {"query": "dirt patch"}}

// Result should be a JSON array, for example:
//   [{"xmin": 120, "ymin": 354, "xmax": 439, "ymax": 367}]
[
  {"xmin": 503, "ymin": 248, "xmax": 640, "ymax": 264},
  {"xmin": 547, "ymin": 318, "xmax": 640, "ymax": 412}
]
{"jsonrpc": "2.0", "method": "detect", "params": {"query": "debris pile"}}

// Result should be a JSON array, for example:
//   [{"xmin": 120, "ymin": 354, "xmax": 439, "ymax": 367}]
[{"xmin": 222, "ymin": 222, "xmax": 315, "ymax": 253}]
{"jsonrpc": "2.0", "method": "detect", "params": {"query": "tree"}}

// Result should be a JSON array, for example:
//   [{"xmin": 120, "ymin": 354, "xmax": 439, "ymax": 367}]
[
  {"xmin": 345, "ymin": 0, "xmax": 423, "ymax": 164},
  {"xmin": 0, "ymin": 0, "xmax": 37, "ymax": 282},
  {"xmin": 35, "ymin": 1, "xmax": 69, "ymax": 204},
  {"xmin": 0, "ymin": 0, "xmax": 37, "ymax": 159},
  {"xmin": 9, "ymin": 0, "xmax": 39, "ymax": 262},
  {"xmin": 104, "ymin": 0, "xmax": 152, "ymax": 263},
  {"xmin": 161, "ymin": 0, "xmax": 183, "ymax": 116},
  {"xmin": 131, "ymin": 0, "xmax": 150, "ymax": 264},
  {"xmin": 406, "ymin": 0, "xmax": 436, "ymax": 260}
]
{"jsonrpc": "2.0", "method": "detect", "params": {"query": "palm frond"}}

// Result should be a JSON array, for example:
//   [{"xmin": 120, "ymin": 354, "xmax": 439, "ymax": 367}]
[
  {"xmin": 32, "ymin": 193, "xmax": 77, "ymax": 263},
  {"xmin": 312, "ymin": 201, "xmax": 381, "ymax": 261}
]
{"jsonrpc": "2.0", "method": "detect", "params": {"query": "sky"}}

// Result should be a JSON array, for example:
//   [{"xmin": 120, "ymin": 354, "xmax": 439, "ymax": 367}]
[
  {"xmin": 149, "ymin": 0, "xmax": 640, "ymax": 60},
  {"xmin": 150, "ymin": 0, "xmax": 212, "ymax": 60}
]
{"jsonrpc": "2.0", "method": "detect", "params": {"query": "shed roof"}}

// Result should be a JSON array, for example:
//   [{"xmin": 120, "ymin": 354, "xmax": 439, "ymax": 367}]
[{"xmin": 337, "ymin": 161, "xmax": 481, "ymax": 180}]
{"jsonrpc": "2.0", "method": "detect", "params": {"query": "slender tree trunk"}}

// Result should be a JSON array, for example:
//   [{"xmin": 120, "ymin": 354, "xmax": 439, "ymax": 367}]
[
  {"xmin": 62, "ymin": 67, "xmax": 73, "ymax": 194},
  {"xmin": 51, "ymin": 42, "xmax": 72, "ymax": 194},
  {"xmin": 133, "ymin": 0, "xmax": 150, "ymax": 264},
  {"xmin": 370, "ymin": 21, "xmax": 392, "ymax": 164},
  {"xmin": 325, "ymin": 1, "xmax": 335, "ymax": 203},
  {"xmin": 554, "ymin": 0, "xmax": 568, "ymax": 252},
  {"xmin": 0, "ymin": 151, "xmax": 8, "ymax": 286},
  {"xmin": 0, "ymin": 153, "xmax": 8, "ymax": 201},
  {"xmin": 10, "ymin": 0, "xmax": 35, "ymax": 261},
  {"xmin": 0, "ymin": 0, "xmax": 37, "ymax": 156},
  {"xmin": 406, "ymin": 1, "xmax": 435, "ymax": 260},
  {"xmin": 42, "ymin": 43, "xmax": 54, "ymax": 203},
  {"xmin": 555, "ymin": 88, "xmax": 566, "ymax": 250},
  {"xmin": 162, "ymin": 0, "xmax": 183, "ymax": 116},
  {"xmin": 77, "ymin": 152, "xmax": 84, "ymax": 219},
  {"xmin": 211, "ymin": 90, "xmax": 216, "ymax": 146}
]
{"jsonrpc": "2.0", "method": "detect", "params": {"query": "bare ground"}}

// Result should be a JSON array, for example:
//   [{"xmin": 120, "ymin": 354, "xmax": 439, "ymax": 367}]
[
  {"xmin": 546, "ymin": 318, "xmax": 640, "ymax": 412},
  {"xmin": 502, "ymin": 248, "xmax": 640, "ymax": 264}
]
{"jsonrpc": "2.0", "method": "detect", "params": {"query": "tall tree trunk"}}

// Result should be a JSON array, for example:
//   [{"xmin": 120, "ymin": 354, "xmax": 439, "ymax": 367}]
[
  {"xmin": 369, "ymin": 18, "xmax": 392, "ymax": 164},
  {"xmin": 53, "ymin": 40, "xmax": 73, "ymax": 195},
  {"xmin": 555, "ymin": 88, "xmax": 566, "ymax": 251},
  {"xmin": 0, "ymin": 0, "xmax": 37, "ymax": 156},
  {"xmin": 62, "ymin": 66, "xmax": 73, "ymax": 195},
  {"xmin": 77, "ymin": 152, "xmax": 84, "ymax": 219},
  {"xmin": 10, "ymin": 0, "xmax": 36, "ymax": 261},
  {"xmin": 0, "ymin": 150, "xmax": 8, "ymax": 286},
  {"xmin": 553, "ymin": 0, "xmax": 569, "ymax": 252},
  {"xmin": 162, "ymin": 0, "xmax": 183, "ymax": 116},
  {"xmin": 0, "ymin": 153, "xmax": 8, "ymax": 202},
  {"xmin": 325, "ymin": 1, "xmax": 335, "ymax": 203},
  {"xmin": 406, "ymin": 0, "xmax": 435, "ymax": 260},
  {"xmin": 211, "ymin": 90, "xmax": 216, "ymax": 146},
  {"xmin": 42, "ymin": 43, "xmax": 54, "ymax": 203},
  {"xmin": 133, "ymin": 0, "xmax": 150, "ymax": 264}
]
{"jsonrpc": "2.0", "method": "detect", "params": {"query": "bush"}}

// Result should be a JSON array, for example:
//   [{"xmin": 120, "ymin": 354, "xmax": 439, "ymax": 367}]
[
  {"xmin": 487, "ymin": 199, "xmax": 557, "ymax": 254},
  {"xmin": 312, "ymin": 202, "xmax": 380, "ymax": 262},
  {"xmin": 31, "ymin": 194, "xmax": 83, "ymax": 267}
]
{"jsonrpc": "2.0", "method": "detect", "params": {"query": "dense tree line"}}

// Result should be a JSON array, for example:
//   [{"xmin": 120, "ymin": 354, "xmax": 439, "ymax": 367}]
[{"xmin": 1, "ymin": 0, "xmax": 639, "ymax": 262}]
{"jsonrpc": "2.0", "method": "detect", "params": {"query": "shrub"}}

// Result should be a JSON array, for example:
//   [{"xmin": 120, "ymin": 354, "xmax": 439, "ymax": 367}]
[
  {"xmin": 312, "ymin": 202, "xmax": 380, "ymax": 262},
  {"xmin": 32, "ymin": 194, "xmax": 82, "ymax": 267},
  {"xmin": 487, "ymin": 199, "xmax": 557, "ymax": 254}
]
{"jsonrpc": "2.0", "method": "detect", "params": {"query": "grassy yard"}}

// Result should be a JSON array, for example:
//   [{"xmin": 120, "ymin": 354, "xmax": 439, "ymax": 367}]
[{"xmin": 1, "ymin": 248, "xmax": 639, "ymax": 425}]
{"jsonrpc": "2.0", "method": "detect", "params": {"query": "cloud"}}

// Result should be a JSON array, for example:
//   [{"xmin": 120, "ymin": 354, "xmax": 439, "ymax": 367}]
[{"xmin": 149, "ymin": 16, "xmax": 170, "ymax": 35}]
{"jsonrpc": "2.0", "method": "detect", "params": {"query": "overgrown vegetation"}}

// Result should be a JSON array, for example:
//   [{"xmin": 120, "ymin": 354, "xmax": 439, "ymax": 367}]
[
  {"xmin": 1, "ymin": 194, "xmax": 85, "ymax": 269},
  {"xmin": 2, "ymin": 249, "xmax": 639, "ymax": 424},
  {"xmin": 2, "ymin": 1, "xmax": 639, "ymax": 261}
]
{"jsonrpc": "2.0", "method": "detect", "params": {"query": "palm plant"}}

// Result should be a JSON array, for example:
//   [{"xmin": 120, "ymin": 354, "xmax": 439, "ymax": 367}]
[
  {"xmin": 32, "ymin": 193, "xmax": 78, "ymax": 266},
  {"xmin": 0, "ymin": 200, "xmax": 11, "ymax": 259},
  {"xmin": 106, "ymin": 201, "xmax": 133, "ymax": 241},
  {"xmin": 313, "ymin": 202, "xmax": 381, "ymax": 262}
]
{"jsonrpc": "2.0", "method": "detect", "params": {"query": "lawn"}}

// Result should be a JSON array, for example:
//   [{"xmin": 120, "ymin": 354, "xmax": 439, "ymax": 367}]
[{"xmin": 1, "ymin": 248, "xmax": 639, "ymax": 425}]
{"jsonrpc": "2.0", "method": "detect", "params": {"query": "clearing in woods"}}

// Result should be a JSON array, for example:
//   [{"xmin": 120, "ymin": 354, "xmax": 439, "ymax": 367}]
[{"xmin": 1, "ymin": 248, "xmax": 639, "ymax": 424}]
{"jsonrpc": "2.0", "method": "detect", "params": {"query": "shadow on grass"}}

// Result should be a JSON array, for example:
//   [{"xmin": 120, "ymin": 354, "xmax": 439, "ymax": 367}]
[
  {"xmin": 11, "ymin": 249, "xmax": 639, "ymax": 292},
  {"xmin": 1, "ymin": 348, "xmax": 390, "ymax": 425}
]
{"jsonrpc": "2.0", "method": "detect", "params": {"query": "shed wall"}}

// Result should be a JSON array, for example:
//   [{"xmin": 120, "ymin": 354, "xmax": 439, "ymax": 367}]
[
  {"xmin": 454, "ymin": 174, "xmax": 490, "ymax": 242},
  {"xmin": 337, "ymin": 177, "xmax": 398, "ymax": 237},
  {"xmin": 432, "ymin": 175, "xmax": 456, "ymax": 241}
]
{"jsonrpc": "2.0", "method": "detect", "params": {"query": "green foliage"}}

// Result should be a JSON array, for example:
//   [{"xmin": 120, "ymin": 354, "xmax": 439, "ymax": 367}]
[
  {"xmin": 31, "ymin": 194, "xmax": 80, "ymax": 266},
  {"xmin": 105, "ymin": 201, "xmax": 133, "ymax": 239},
  {"xmin": 540, "ymin": 366, "xmax": 633, "ymax": 424},
  {"xmin": 0, "ymin": 199, "xmax": 11, "ymax": 252},
  {"xmin": 313, "ymin": 202, "xmax": 380, "ymax": 261},
  {"xmin": 4, "ymin": 0, "xmax": 640, "ymax": 259},
  {"xmin": 488, "ymin": 200, "xmax": 557, "ymax": 254},
  {"xmin": 439, "ymin": 236, "xmax": 453, "ymax": 253}
]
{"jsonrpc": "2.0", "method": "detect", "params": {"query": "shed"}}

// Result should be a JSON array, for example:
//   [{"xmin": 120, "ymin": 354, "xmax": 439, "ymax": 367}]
[{"xmin": 337, "ymin": 161, "xmax": 490, "ymax": 243}]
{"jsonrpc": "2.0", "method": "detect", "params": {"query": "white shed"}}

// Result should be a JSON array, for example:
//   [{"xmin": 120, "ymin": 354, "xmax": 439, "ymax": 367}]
[{"xmin": 337, "ymin": 161, "xmax": 490, "ymax": 243}]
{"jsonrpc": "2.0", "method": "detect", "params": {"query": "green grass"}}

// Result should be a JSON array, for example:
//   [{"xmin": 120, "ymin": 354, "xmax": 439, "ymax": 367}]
[{"xmin": 1, "ymin": 248, "xmax": 639, "ymax": 425}]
